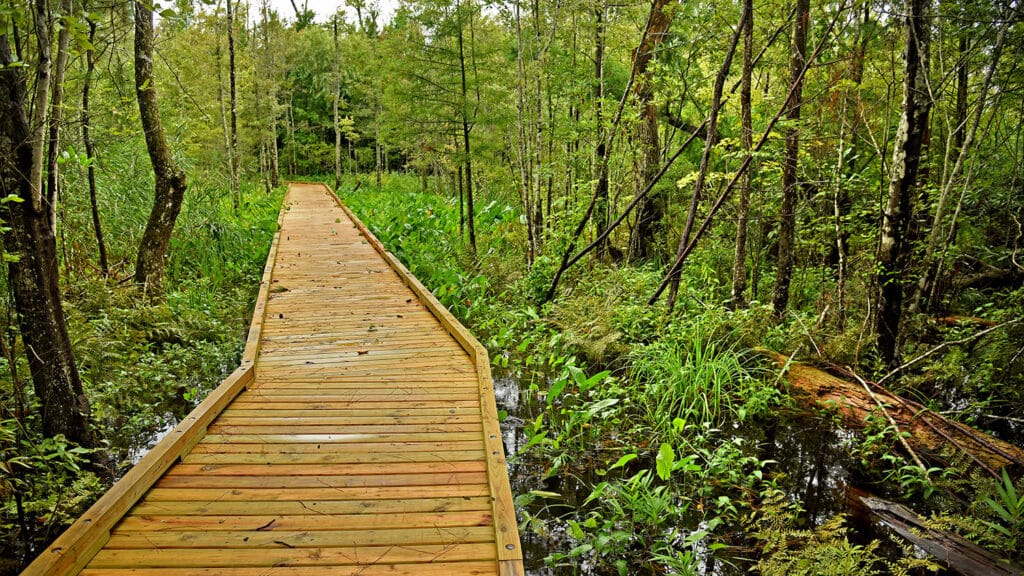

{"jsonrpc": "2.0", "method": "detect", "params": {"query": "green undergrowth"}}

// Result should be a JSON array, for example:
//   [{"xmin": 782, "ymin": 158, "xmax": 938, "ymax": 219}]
[
  {"xmin": 0, "ymin": 177, "xmax": 283, "ymax": 571},
  {"xmin": 338, "ymin": 175, "xmax": 934, "ymax": 575}
]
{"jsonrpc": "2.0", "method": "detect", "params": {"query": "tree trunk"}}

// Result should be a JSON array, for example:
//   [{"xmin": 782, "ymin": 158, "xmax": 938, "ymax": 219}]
[
  {"xmin": 730, "ymin": 0, "xmax": 753, "ymax": 308},
  {"xmin": 875, "ymin": 0, "xmax": 931, "ymax": 367},
  {"xmin": 629, "ymin": 0, "xmax": 676, "ymax": 262},
  {"xmin": 133, "ymin": 0, "xmax": 188, "ymax": 295},
  {"xmin": 82, "ymin": 17, "xmax": 109, "ymax": 276},
  {"xmin": 1, "ymin": 34, "xmax": 95, "ymax": 449},
  {"xmin": 226, "ymin": 0, "xmax": 240, "ymax": 208},
  {"xmin": 28, "ymin": 0, "xmax": 52, "ymax": 211},
  {"xmin": 44, "ymin": 0, "xmax": 73, "ymax": 233},
  {"xmin": 771, "ymin": 0, "xmax": 809, "ymax": 317},
  {"xmin": 593, "ymin": 0, "xmax": 609, "ymax": 260},
  {"xmin": 456, "ymin": 0, "xmax": 476, "ymax": 255},
  {"xmin": 263, "ymin": 1, "xmax": 280, "ymax": 187},
  {"xmin": 831, "ymin": 1, "xmax": 869, "ymax": 327},
  {"xmin": 333, "ymin": 16, "xmax": 342, "ymax": 191}
]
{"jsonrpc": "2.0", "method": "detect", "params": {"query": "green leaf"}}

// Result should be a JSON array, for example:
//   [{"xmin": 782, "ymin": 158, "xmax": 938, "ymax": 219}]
[
  {"xmin": 608, "ymin": 453, "xmax": 637, "ymax": 471},
  {"xmin": 546, "ymin": 378, "xmax": 566, "ymax": 405},
  {"xmin": 656, "ymin": 443, "xmax": 675, "ymax": 481}
]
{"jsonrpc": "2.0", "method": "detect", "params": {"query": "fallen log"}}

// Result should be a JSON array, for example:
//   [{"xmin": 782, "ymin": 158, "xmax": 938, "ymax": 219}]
[
  {"xmin": 763, "ymin": 351, "xmax": 1024, "ymax": 474},
  {"xmin": 846, "ymin": 489, "xmax": 1021, "ymax": 576}
]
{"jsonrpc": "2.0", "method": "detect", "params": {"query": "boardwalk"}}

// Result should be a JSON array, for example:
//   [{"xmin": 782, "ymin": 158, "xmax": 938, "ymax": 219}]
[{"xmin": 26, "ymin": 183, "xmax": 523, "ymax": 576}]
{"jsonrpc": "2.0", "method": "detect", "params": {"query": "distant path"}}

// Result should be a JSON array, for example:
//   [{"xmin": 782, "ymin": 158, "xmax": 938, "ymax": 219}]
[{"xmin": 27, "ymin": 183, "xmax": 523, "ymax": 576}]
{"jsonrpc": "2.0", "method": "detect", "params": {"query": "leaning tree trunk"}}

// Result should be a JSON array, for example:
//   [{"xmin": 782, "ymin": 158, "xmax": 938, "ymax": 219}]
[
  {"xmin": 1, "ymin": 35, "xmax": 95, "ymax": 449},
  {"xmin": 133, "ymin": 0, "xmax": 187, "ymax": 295},
  {"xmin": 771, "ymin": 0, "xmax": 809, "ymax": 317},
  {"xmin": 628, "ymin": 0, "xmax": 676, "ymax": 262},
  {"xmin": 456, "ymin": 0, "xmax": 476, "ymax": 255},
  {"xmin": 875, "ymin": 0, "xmax": 931, "ymax": 367}
]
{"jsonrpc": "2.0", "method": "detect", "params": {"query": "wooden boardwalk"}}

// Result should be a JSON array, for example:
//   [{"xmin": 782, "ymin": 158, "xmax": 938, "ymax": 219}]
[{"xmin": 26, "ymin": 183, "xmax": 523, "ymax": 575}]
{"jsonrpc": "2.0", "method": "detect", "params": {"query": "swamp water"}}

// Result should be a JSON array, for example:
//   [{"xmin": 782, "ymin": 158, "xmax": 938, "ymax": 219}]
[{"xmin": 493, "ymin": 375, "xmax": 907, "ymax": 575}]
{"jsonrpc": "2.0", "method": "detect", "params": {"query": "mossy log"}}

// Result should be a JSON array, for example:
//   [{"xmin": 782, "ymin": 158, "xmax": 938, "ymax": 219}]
[{"xmin": 764, "ymin": 351, "xmax": 1024, "ymax": 474}]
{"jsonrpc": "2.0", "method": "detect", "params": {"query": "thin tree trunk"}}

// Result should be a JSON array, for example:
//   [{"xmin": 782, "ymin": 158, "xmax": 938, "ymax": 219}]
[
  {"xmin": 875, "ymin": 0, "xmax": 931, "ymax": 367},
  {"xmin": 771, "ymin": 0, "xmax": 810, "ymax": 317},
  {"xmin": 263, "ymin": 0, "xmax": 280, "ymax": 187},
  {"xmin": 731, "ymin": 0, "xmax": 753, "ymax": 309},
  {"xmin": 665, "ymin": 1, "xmax": 746, "ymax": 311},
  {"xmin": 215, "ymin": 2, "xmax": 233, "ymax": 191},
  {"xmin": 629, "ymin": 0, "xmax": 676, "ymax": 262},
  {"xmin": 28, "ymin": 0, "xmax": 52, "ymax": 211},
  {"xmin": 1, "ymin": 33, "xmax": 95, "ymax": 449},
  {"xmin": 456, "ymin": 0, "xmax": 476, "ymax": 254},
  {"xmin": 44, "ymin": 0, "xmax": 72, "ymax": 233},
  {"xmin": 82, "ymin": 17, "xmax": 108, "ymax": 276},
  {"xmin": 333, "ymin": 16, "xmax": 342, "ymax": 191},
  {"xmin": 593, "ymin": 0, "xmax": 609, "ymax": 259},
  {"xmin": 831, "ymin": 1, "xmax": 869, "ymax": 327},
  {"xmin": 133, "ymin": 0, "xmax": 188, "ymax": 295},
  {"xmin": 226, "ymin": 0, "xmax": 240, "ymax": 208}
]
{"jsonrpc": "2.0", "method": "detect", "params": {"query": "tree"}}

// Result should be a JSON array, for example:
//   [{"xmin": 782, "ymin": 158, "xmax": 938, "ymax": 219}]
[
  {"xmin": 133, "ymin": 0, "xmax": 188, "ymax": 294},
  {"xmin": 1, "ymin": 3, "xmax": 95, "ymax": 448},
  {"xmin": 771, "ymin": 0, "xmax": 810, "ymax": 317},
  {"xmin": 730, "ymin": 0, "xmax": 753, "ymax": 308},
  {"xmin": 875, "ymin": 0, "xmax": 932, "ymax": 366},
  {"xmin": 628, "ymin": 0, "xmax": 677, "ymax": 262}
]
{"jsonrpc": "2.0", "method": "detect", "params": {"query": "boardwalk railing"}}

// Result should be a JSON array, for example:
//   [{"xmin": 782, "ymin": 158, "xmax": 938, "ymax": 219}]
[{"xmin": 24, "ymin": 183, "xmax": 523, "ymax": 576}]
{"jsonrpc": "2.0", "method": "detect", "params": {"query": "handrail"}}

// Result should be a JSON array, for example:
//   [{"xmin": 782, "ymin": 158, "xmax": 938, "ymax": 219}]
[
  {"xmin": 22, "ymin": 192, "xmax": 286, "ymax": 575},
  {"xmin": 329, "ymin": 183, "xmax": 524, "ymax": 576}
]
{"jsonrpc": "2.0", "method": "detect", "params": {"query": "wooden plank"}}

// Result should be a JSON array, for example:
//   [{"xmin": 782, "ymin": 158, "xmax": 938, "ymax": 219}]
[
  {"xmin": 87, "ymin": 543, "xmax": 497, "ymax": 568},
  {"xmin": 182, "ymin": 450, "xmax": 487, "ymax": 465},
  {"xmin": 201, "ymin": 432, "xmax": 483, "ymax": 443},
  {"xmin": 206, "ymin": 424, "xmax": 484, "ymax": 435},
  {"xmin": 212, "ymin": 415, "xmax": 482, "ymax": 425},
  {"xmin": 114, "ymin": 511, "xmax": 494, "ymax": 531},
  {"xmin": 81, "ymin": 561, "xmax": 499, "ymax": 575},
  {"xmin": 105, "ymin": 527, "xmax": 496, "ymax": 549},
  {"xmin": 128, "ymin": 497, "xmax": 494, "ymax": 516},
  {"xmin": 225, "ymin": 401, "xmax": 481, "ymax": 410},
  {"xmin": 187, "ymin": 440, "xmax": 482, "ymax": 453},
  {"xmin": 165, "ymin": 461, "xmax": 486, "ymax": 476},
  {"xmin": 154, "ymin": 472, "xmax": 489, "ymax": 489},
  {"xmin": 143, "ymin": 484, "xmax": 492, "ymax": 501}
]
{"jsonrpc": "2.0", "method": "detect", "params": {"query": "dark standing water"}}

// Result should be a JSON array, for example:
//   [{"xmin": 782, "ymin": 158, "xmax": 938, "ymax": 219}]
[{"xmin": 492, "ymin": 374, "xmax": 897, "ymax": 575}]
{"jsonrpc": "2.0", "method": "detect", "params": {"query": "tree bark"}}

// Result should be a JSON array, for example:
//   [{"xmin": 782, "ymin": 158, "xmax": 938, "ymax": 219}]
[
  {"xmin": 456, "ymin": 0, "xmax": 476, "ymax": 255},
  {"xmin": 771, "ymin": 0, "xmax": 809, "ymax": 317},
  {"xmin": 629, "ymin": 0, "xmax": 676, "ymax": 262},
  {"xmin": 82, "ymin": 17, "xmax": 109, "ymax": 276},
  {"xmin": 333, "ymin": 15, "xmax": 342, "ymax": 191},
  {"xmin": 44, "ymin": 0, "xmax": 73, "ymax": 233},
  {"xmin": 1, "ymin": 34, "xmax": 95, "ymax": 449},
  {"xmin": 133, "ymin": 0, "xmax": 188, "ymax": 295},
  {"xmin": 875, "ymin": 0, "xmax": 931, "ymax": 367},
  {"xmin": 592, "ymin": 0, "xmax": 609, "ymax": 259},
  {"xmin": 226, "ymin": 0, "xmax": 240, "ymax": 208},
  {"xmin": 730, "ymin": 0, "xmax": 753, "ymax": 308}
]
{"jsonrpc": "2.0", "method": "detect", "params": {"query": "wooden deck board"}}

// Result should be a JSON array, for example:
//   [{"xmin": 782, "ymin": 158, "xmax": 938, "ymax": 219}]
[{"xmin": 26, "ymin": 183, "xmax": 521, "ymax": 576}]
